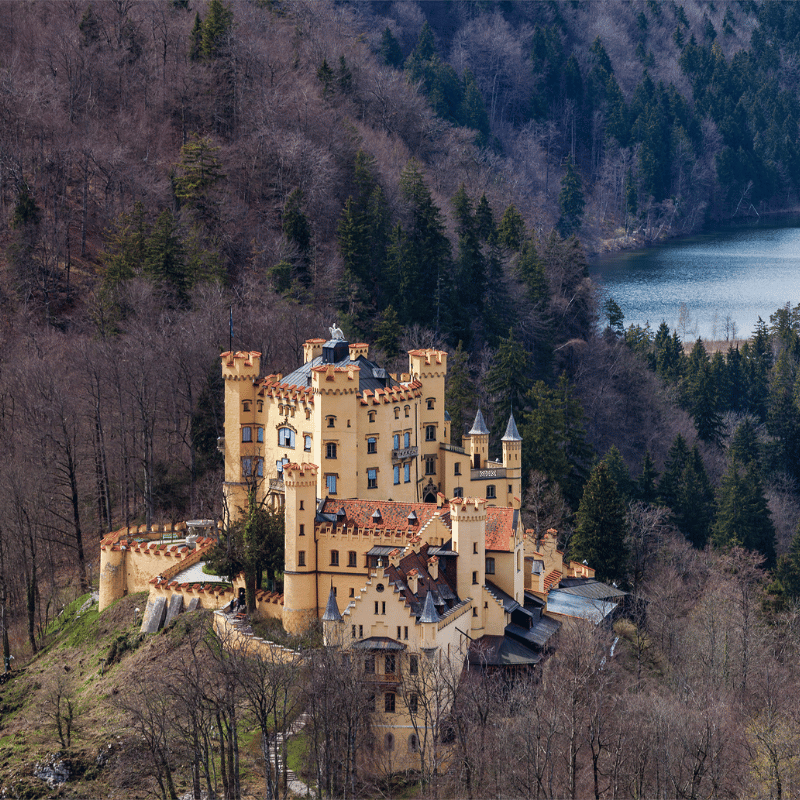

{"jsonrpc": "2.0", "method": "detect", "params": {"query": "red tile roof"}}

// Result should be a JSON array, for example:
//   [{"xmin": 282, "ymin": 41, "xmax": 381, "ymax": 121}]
[
  {"xmin": 320, "ymin": 498, "xmax": 441, "ymax": 532},
  {"xmin": 485, "ymin": 507, "xmax": 517, "ymax": 552}
]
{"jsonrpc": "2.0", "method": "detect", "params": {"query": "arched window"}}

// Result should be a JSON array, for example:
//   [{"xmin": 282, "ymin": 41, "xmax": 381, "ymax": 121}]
[
  {"xmin": 385, "ymin": 733, "xmax": 394, "ymax": 751},
  {"xmin": 394, "ymin": 407, "xmax": 400, "ymax": 419},
  {"xmin": 304, "ymin": 434, "xmax": 312, "ymax": 451},
  {"xmin": 408, "ymin": 734, "xmax": 419, "ymax": 752},
  {"xmin": 368, "ymin": 410, "xmax": 376, "ymax": 423}
]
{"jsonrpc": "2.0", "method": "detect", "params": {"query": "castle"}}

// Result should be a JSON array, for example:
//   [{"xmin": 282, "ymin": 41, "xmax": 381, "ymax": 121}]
[{"xmin": 99, "ymin": 331, "xmax": 610, "ymax": 772}]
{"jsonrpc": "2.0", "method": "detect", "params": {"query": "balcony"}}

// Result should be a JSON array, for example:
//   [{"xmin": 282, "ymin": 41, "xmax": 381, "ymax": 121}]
[
  {"xmin": 391, "ymin": 446, "xmax": 418, "ymax": 463},
  {"xmin": 269, "ymin": 478, "xmax": 285, "ymax": 493},
  {"xmin": 470, "ymin": 467, "xmax": 507, "ymax": 480}
]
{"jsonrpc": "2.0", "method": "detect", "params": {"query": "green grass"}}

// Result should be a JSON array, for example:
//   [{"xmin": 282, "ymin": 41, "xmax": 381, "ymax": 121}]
[{"xmin": 286, "ymin": 731, "xmax": 307, "ymax": 774}]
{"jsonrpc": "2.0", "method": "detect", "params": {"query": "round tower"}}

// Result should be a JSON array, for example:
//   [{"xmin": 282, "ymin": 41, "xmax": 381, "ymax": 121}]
[
  {"xmin": 450, "ymin": 497, "xmax": 487, "ymax": 636},
  {"xmin": 99, "ymin": 540, "xmax": 126, "ymax": 611},
  {"xmin": 501, "ymin": 412, "xmax": 523, "ymax": 509},
  {"xmin": 283, "ymin": 462, "xmax": 319, "ymax": 634}
]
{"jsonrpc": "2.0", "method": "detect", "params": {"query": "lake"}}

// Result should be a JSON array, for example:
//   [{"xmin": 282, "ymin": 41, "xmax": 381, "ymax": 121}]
[{"xmin": 590, "ymin": 217, "xmax": 800, "ymax": 341}]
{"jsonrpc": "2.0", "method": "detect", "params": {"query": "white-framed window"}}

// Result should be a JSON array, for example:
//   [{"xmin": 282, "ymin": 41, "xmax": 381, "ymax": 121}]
[
  {"xmin": 367, "ymin": 468, "xmax": 378, "ymax": 489},
  {"xmin": 242, "ymin": 426, "xmax": 252, "ymax": 442},
  {"xmin": 326, "ymin": 474, "xmax": 337, "ymax": 494},
  {"xmin": 278, "ymin": 428, "xmax": 295, "ymax": 448}
]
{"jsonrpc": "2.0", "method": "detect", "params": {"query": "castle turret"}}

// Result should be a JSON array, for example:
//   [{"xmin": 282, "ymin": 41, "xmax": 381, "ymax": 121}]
[
  {"xmin": 467, "ymin": 409, "xmax": 489, "ymax": 470},
  {"xmin": 283, "ymin": 462, "xmax": 319, "ymax": 634},
  {"xmin": 501, "ymin": 412, "xmax": 523, "ymax": 509},
  {"xmin": 418, "ymin": 590, "xmax": 440, "ymax": 647},
  {"xmin": 303, "ymin": 338, "xmax": 326, "ymax": 363},
  {"xmin": 220, "ymin": 351, "xmax": 262, "ymax": 522},
  {"xmin": 322, "ymin": 586, "xmax": 343, "ymax": 645},
  {"xmin": 99, "ymin": 540, "xmax": 126, "ymax": 611},
  {"xmin": 450, "ymin": 497, "xmax": 487, "ymax": 636}
]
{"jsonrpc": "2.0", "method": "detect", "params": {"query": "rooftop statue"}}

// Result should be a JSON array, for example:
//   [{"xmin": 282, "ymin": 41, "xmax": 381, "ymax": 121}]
[{"xmin": 329, "ymin": 322, "xmax": 345, "ymax": 340}]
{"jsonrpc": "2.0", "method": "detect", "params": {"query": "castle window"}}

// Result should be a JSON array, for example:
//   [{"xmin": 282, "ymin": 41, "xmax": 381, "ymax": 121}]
[
  {"xmin": 326, "ymin": 474, "xmax": 337, "ymax": 494},
  {"xmin": 453, "ymin": 487, "xmax": 463, "ymax": 498},
  {"xmin": 367, "ymin": 694, "xmax": 375, "ymax": 712},
  {"xmin": 486, "ymin": 485, "xmax": 496, "ymax": 499},
  {"xmin": 300, "ymin": 501, "xmax": 304, "ymax": 511},
  {"xmin": 257, "ymin": 427, "xmax": 264, "ymax": 443},
  {"xmin": 404, "ymin": 626, "xmax": 408, "ymax": 639},
  {"xmin": 257, "ymin": 400, "xmax": 263, "ymax": 412},
  {"xmin": 330, "ymin": 550, "xmax": 339, "ymax": 566},
  {"xmin": 393, "ymin": 465, "xmax": 400, "ymax": 485},
  {"xmin": 403, "ymin": 431, "xmax": 411, "ymax": 448},
  {"xmin": 509, "ymin": 484, "xmax": 513, "ymax": 493},
  {"xmin": 304, "ymin": 434, "xmax": 312, "ymax": 451},
  {"xmin": 299, "ymin": 524, "xmax": 305, "ymax": 536},
  {"xmin": 352, "ymin": 625, "xmax": 356, "ymax": 639},
  {"xmin": 350, "ymin": 587, "xmax": 355, "ymax": 597},
  {"xmin": 394, "ymin": 407, "xmax": 400, "ymax": 419},
  {"xmin": 404, "ymin": 463, "xmax": 411, "ymax": 483},
  {"xmin": 393, "ymin": 433, "xmax": 400, "ymax": 449},
  {"xmin": 368, "ymin": 410, "xmax": 376, "ymax": 423},
  {"xmin": 473, "ymin": 543, "xmax": 478, "ymax": 554},
  {"xmin": 472, "ymin": 570, "xmax": 478, "ymax": 585},
  {"xmin": 365, "ymin": 655, "xmax": 375, "ymax": 673},
  {"xmin": 242, "ymin": 457, "xmax": 253, "ymax": 476},
  {"xmin": 367, "ymin": 437, "xmax": 377, "ymax": 454},
  {"xmin": 326, "ymin": 416, "xmax": 335, "ymax": 428},
  {"xmin": 298, "ymin": 551, "xmax": 306, "ymax": 567},
  {"xmin": 486, "ymin": 557, "xmax": 495, "ymax": 575},
  {"xmin": 326, "ymin": 443, "xmax": 337, "ymax": 459},
  {"xmin": 242, "ymin": 426, "xmax": 252, "ymax": 442},
  {"xmin": 409, "ymin": 655, "xmax": 418, "ymax": 675},
  {"xmin": 385, "ymin": 732, "xmax": 394, "ymax": 750},
  {"xmin": 427, "ymin": 398, "xmax": 435, "ymax": 410},
  {"xmin": 278, "ymin": 428, "xmax": 295, "ymax": 448},
  {"xmin": 367, "ymin": 468, "xmax": 378, "ymax": 489},
  {"xmin": 408, "ymin": 733, "xmax": 419, "ymax": 752},
  {"xmin": 404, "ymin": 405, "xmax": 410, "ymax": 418},
  {"xmin": 255, "ymin": 458, "xmax": 263, "ymax": 477},
  {"xmin": 242, "ymin": 400, "xmax": 251, "ymax": 412},
  {"xmin": 473, "ymin": 607, "xmax": 478, "ymax": 616},
  {"xmin": 425, "ymin": 458, "xmax": 435, "ymax": 476},
  {"xmin": 425, "ymin": 425, "xmax": 436, "ymax": 441},
  {"xmin": 454, "ymin": 462, "xmax": 461, "ymax": 476},
  {"xmin": 348, "ymin": 551, "xmax": 357, "ymax": 567},
  {"xmin": 276, "ymin": 457, "xmax": 289, "ymax": 476},
  {"xmin": 408, "ymin": 695, "xmax": 418, "ymax": 715},
  {"xmin": 385, "ymin": 654, "xmax": 396, "ymax": 675},
  {"xmin": 384, "ymin": 693, "xmax": 395, "ymax": 714}
]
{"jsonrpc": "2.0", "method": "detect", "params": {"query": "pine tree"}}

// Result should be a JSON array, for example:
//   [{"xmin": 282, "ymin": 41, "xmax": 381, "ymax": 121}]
[
  {"xmin": 172, "ymin": 134, "xmax": 225, "ymax": 220},
  {"xmin": 767, "ymin": 525, "xmax": 800, "ymax": 609},
  {"xmin": 317, "ymin": 59, "xmax": 335, "ymax": 98},
  {"xmin": 485, "ymin": 330, "xmax": 533, "ymax": 439},
  {"xmin": 452, "ymin": 184, "xmax": 485, "ymax": 311},
  {"xmin": 380, "ymin": 27, "xmax": 403, "ymax": 68},
  {"xmin": 102, "ymin": 201, "xmax": 148, "ymax": 289},
  {"xmin": 497, "ymin": 205, "xmax": 525, "ymax": 251},
  {"xmin": 603, "ymin": 297, "xmax": 625, "ymax": 336},
  {"xmin": 673, "ymin": 446, "xmax": 714, "ymax": 548},
  {"xmin": 602, "ymin": 446, "xmax": 634, "ymax": 501},
  {"xmin": 728, "ymin": 419, "xmax": 762, "ymax": 475},
  {"xmin": 189, "ymin": 12, "xmax": 203, "ymax": 61},
  {"xmin": 683, "ymin": 338, "xmax": 723, "ymax": 444},
  {"xmin": 517, "ymin": 237, "xmax": 548, "ymax": 305},
  {"xmin": 712, "ymin": 459, "xmax": 776, "ymax": 567},
  {"xmin": 282, "ymin": 189, "xmax": 312, "ymax": 288},
  {"xmin": 571, "ymin": 462, "xmax": 629, "ymax": 584},
  {"xmin": 144, "ymin": 209, "xmax": 187, "ymax": 302},
  {"xmin": 474, "ymin": 194, "xmax": 495, "ymax": 241},
  {"xmin": 637, "ymin": 450, "xmax": 659, "ymax": 504},
  {"xmin": 657, "ymin": 433, "xmax": 690, "ymax": 509},
  {"xmin": 445, "ymin": 342, "xmax": 475, "ymax": 446},
  {"xmin": 460, "ymin": 69, "xmax": 490, "ymax": 144},
  {"xmin": 371, "ymin": 305, "xmax": 400, "ymax": 360},
  {"xmin": 557, "ymin": 156, "xmax": 585, "ymax": 236},
  {"xmin": 200, "ymin": 0, "xmax": 233, "ymax": 61}
]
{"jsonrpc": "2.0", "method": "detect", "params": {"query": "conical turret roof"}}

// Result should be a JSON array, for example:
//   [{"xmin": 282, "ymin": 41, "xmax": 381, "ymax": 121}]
[
  {"xmin": 419, "ymin": 590, "xmax": 441, "ymax": 623},
  {"xmin": 501, "ymin": 412, "xmax": 522, "ymax": 442},
  {"xmin": 322, "ymin": 586, "xmax": 342, "ymax": 622},
  {"xmin": 469, "ymin": 408, "xmax": 490, "ymax": 436}
]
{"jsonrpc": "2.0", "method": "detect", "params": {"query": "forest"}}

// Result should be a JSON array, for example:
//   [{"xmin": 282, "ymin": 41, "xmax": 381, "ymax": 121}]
[{"xmin": 3, "ymin": 0, "xmax": 800, "ymax": 797}]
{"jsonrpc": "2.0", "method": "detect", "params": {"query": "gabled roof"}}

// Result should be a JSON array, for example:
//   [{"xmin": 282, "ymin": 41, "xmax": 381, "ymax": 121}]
[{"xmin": 469, "ymin": 409, "xmax": 490, "ymax": 436}]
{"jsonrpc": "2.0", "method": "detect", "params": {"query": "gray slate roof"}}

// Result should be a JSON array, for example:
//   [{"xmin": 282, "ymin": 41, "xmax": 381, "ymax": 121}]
[
  {"xmin": 419, "ymin": 591, "xmax": 441, "ymax": 623},
  {"xmin": 469, "ymin": 409, "xmax": 490, "ymax": 436},
  {"xmin": 279, "ymin": 353, "xmax": 400, "ymax": 394},
  {"xmin": 502, "ymin": 412, "xmax": 522, "ymax": 442},
  {"xmin": 322, "ymin": 587, "xmax": 342, "ymax": 621}
]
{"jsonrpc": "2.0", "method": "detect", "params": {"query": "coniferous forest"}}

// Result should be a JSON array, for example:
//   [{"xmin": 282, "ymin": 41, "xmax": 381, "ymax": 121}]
[{"xmin": 5, "ymin": 1, "xmax": 800, "ymax": 797}]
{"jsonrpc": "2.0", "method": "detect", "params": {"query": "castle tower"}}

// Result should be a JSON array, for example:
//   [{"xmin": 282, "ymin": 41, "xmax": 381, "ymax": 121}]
[
  {"xmin": 99, "ymin": 541, "xmax": 126, "ymax": 611},
  {"xmin": 220, "ymin": 351, "xmax": 262, "ymax": 522},
  {"xmin": 283, "ymin": 462, "xmax": 319, "ymax": 634},
  {"xmin": 501, "ymin": 412, "xmax": 523, "ymax": 509},
  {"xmin": 409, "ymin": 349, "xmax": 448, "ymax": 500},
  {"xmin": 467, "ymin": 409, "xmax": 489, "ymax": 470},
  {"xmin": 450, "ymin": 497, "xmax": 487, "ymax": 636},
  {"xmin": 322, "ymin": 586, "xmax": 343, "ymax": 645}
]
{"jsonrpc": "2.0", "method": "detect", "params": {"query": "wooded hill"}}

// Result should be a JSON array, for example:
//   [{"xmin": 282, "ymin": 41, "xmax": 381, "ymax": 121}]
[{"xmin": 2, "ymin": 0, "xmax": 800, "ymax": 725}]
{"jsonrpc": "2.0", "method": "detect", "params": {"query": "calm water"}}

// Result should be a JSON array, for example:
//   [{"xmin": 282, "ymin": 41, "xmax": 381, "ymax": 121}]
[{"xmin": 590, "ymin": 217, "xmax": 800, "ymax": 341}]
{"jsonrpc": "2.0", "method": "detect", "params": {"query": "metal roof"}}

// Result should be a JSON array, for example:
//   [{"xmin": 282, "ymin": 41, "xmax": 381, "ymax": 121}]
[
  {"xmin": 485, "ymin": 579, "xmax": 528, "ymax": 616},
  {"xmin": 419, "ymin": 591, "xmax": 441, "ymax": 623},
  {"xmin": 280, "ymin": 353, "xmax": 402, "ymax": 394},
  {"xmin": 366, "ymin": 545, "xmax": 396, "ymax": 557},
  {"xmin": 322, "ymin": 587, "xmax": 342, "ymax": 622},
  {"xmin": 468, "ymin": 635, "xmax": 542, "ymax": 667},
  {"xmin": 506, "ymin": 616, "xmax": 561, "ymax": 649},
  {"xmin": 556, "ymin": 579, "xmax": 627, "ymax": 600},
  {"xmin": 501, "ymin": 412, "xmax": 522, "ymax": 442},
  {"xmin": 469, "ymin": 409, "xmax": 490, "ymax": 435},
  {"xmin": 546, "ymin": 590, "xmax": 621, "ymax": 624}
]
